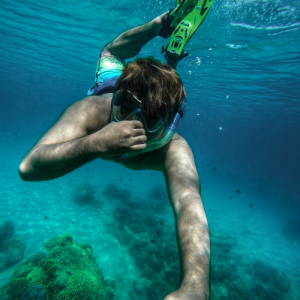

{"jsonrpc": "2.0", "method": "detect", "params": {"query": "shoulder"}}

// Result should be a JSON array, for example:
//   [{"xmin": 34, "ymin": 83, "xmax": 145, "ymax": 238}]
[
  {"xmin": 69, "ymin": 94, "xmax": 112, "ymax": 115},
  {"xmin": 166, "ymin": 133, "xmax": 191, "ymax": 155},
  {"xmin": 162, "ymin": 133, "xmax": 195, "ymax": 172},
  {"xmin": 67, "ymin": 94, "xmax": 113, "ymax": 133},
  {"xmin": 163, "ymin": 133, "xmax": 200, "ymax": 192}
]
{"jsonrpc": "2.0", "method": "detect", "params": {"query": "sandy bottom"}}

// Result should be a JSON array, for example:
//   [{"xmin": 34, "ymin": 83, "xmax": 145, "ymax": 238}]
[{"xmin": 0, "ymin": 145, "xmax": 299, "ymax": 300}]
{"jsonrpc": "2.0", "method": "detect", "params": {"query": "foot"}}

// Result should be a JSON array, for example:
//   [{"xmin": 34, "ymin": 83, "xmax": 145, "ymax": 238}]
[{"xmin": 159, "ymin": 0, "xmax": 198, "ymax": 38}]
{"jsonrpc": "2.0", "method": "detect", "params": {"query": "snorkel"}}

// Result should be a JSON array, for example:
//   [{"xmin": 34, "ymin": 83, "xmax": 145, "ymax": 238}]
[{"xmin": 116, "ymin": 95, "xmax": 187, "ymax": 159}]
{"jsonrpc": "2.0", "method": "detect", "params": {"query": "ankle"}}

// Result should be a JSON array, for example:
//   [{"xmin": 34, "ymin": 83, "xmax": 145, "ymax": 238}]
[{"xmin": 151, "ymin": 11, "xmax": 168, "ymax": 35}]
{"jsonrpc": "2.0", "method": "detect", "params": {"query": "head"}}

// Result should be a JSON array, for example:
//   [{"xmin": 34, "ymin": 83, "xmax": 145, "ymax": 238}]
[{"xmin": 114, "ymin": 56, "xmax": 185, "ymax": 121}]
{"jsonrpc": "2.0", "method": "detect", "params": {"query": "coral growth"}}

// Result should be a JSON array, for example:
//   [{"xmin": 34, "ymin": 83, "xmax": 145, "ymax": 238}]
[
  {"xmin": 0, "ymin": 221, "xmax": 25, "ymax": 272},
  {"xmin": 103, "ymin": 183, "xmax": 132, "ymax": 202},
  {"xmin": 20, "ymin": 285, "xmax": 47, "ymax": 300},
  {"xmin": 209, "ymin": 232, "xmax": 293, "ymax": 300},
  {"xmin": 73, "ymin": 182, "xmax": 102, "ymax": 208},
  {"xmin": 2, "ymin": 233, "xmax": 114, "ymax": 300}
]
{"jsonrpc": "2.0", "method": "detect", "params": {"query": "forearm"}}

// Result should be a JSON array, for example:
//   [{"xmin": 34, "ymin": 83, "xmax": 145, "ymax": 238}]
[
  {"xmin": 19, "ymin": 135, "xmax": 98, "ymax": 181},
  {"xmin": 104, "ymin": 13, "xmax": 166, "ymax": 59},
  {"xmin": 176, "ymin": 194, "xmax": 210, "ymax": 299}
]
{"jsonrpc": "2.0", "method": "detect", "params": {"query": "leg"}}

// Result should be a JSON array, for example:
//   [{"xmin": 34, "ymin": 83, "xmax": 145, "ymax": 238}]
[{"xmin": 104, "ymin": 12, "xmax": 168, "ymax": 60}]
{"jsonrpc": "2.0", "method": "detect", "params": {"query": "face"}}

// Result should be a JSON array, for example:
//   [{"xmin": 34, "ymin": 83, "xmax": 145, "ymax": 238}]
[
  {"xmin": 119, "ymin": 94, "xmax": 140, "ymax": 121},
  {"xmin": 112, "ymin": 90, "xmax": 169, "ymax": 134}
]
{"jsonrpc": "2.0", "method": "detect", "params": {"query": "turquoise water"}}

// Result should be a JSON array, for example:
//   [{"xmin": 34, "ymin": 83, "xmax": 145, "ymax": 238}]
[{"xmin": 0, "ymin": 0, "xmax": 300, "ymax": 299}]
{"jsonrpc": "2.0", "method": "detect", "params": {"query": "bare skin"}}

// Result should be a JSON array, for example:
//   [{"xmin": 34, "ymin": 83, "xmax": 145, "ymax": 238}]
[{"xmin": 19, "ymin": 12, "xmax": 210, "ymax": 300}]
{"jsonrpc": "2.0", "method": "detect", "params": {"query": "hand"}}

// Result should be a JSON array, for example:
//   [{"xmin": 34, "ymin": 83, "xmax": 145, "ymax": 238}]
[
  {"xmin": 164, "ymin": 290, "xmax": 192, "ymax": 300},
  {"xmin": 93, "ymin": 121, "xmax": 147, "ymax": 156},
  {"xmin": 164, "ymin": 287, "xmax": 208, "ymax": 300}
]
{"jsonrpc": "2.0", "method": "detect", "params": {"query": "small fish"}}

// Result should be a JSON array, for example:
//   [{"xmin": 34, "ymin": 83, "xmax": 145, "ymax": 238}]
[
  {"xmin": 44, "ymin": 216, "xmax": 48, "ymax": 219},
  {"xmin": 150, "ymin": 239, "xmax": 156, "ymax": 244},
  {"xmin": 236, "ymin": 189, "xmax": 241, "ymax": 194},
  {"xmin": 86, "ymin": 168, "xmax": 89, "ymax": 171},
  {"xmin": 213, "ymin": 167, "xmax": 217, "ymax": 171},
  {"xmin": 229, "ymin": 196, "xmax": 232, "ymax": 199},
  {"xmin": 249, "ymin": 204, "xmax": 253, "ymax": 208},
  {"xmin": 151, "ymin": 174, "xmax": 153, "ymax": 176},
  {"xmin": 156, "ymin": 230, "xmax": 162, "ymax": 235},
  {"xmin": 159, "ymin": 221, "xmax": 164, "ymax": 226},
  {"xmin": 271, "ymin": 205, "xmax": 276, "ymax": 208},
  {"xmin": 209, "ymin": 209, "xmax": 211, "ymax": 211},
  {"xmin": 72, "ymin": 222, "xmax": 74, "ymax": 224},
  {"xmin": 120, "ymin": 177, "xmax": 123, "ymax": 181},
  {"xmin": 225, "ymin": 249, "xmax": 230, "ymax": 253},
  {"xmin": 69, "ymin": 180, "xmax": 72, "ymax": 182},
  {"xmin": 53, "ymin": 213, "xmax": 57, "ymax": 216},
  {"xmin": 129, "ymin": 178, "xmax": 132, "ymax": 181}
]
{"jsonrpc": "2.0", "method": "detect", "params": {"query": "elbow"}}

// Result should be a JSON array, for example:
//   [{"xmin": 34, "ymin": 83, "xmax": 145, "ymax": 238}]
[{"xmin": 18, "ymin": 161, "xmax": 34, "ymax": 181}]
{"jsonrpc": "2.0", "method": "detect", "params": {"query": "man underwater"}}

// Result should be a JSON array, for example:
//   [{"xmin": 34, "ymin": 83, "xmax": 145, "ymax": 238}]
[{"xmin": 19, "ymin": 0, "xmax": 213, "ymax": 299}]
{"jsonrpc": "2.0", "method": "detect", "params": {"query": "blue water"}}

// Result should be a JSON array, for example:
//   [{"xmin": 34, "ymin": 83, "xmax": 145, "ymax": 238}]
[{"xmin": 0, "ymin": 0, "xmax": 300, "ymax": 299}]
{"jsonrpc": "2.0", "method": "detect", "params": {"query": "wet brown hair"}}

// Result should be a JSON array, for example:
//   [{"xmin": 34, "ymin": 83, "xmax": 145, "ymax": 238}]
[{"xmin": 114, "ymin": 57, "xmax": 185, "ymax": 120}]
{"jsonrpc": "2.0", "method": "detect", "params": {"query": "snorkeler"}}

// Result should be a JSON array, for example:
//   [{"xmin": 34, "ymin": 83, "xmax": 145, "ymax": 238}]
[{"xmin": 19, "ymin": 0, "xmax": 213, "ymax": 299}]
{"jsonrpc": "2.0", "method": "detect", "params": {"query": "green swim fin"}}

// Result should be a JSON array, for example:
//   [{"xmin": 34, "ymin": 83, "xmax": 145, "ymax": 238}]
[
  {"xmin": 159, "ymin": 0, "xmax": 199, "ymax": 38},
  {"xmin": 163, "ymin": 0, "xmax": 214, "ymax": 66}
]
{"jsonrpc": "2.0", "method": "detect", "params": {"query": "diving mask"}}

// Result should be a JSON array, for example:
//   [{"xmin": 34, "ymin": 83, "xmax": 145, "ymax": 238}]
[{"xmin": 111, "ymin": 90, "xmax": 169, "ymax": 134}]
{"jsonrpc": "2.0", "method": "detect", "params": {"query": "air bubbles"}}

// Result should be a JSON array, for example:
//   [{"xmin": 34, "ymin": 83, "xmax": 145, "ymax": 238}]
[
  {"xmin": 224, "ymin": 95, "xmax": 230, "ymax": 99},
  {"xmin": 187, "ymin": 70, "xmax": 192, "ymax": 75},
  {"xmin": 218, "ymin": 127, "xmax": 223, "ymax": 131},
  {"xmin": 209, "ymin": 48, "xmax": 212, "ymax": 50},
  {"xmin": 196, "ymin": 56, "xmax": 202, "ymax": 66}
]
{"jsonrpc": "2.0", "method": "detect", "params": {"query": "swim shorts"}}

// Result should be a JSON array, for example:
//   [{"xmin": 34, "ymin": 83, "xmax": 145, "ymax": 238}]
[{"xmin": 87, "ymin": 50, "xmax": 125, "ymax": 96}]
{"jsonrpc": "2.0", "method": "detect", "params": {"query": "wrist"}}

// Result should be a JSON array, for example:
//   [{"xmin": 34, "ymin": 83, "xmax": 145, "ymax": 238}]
[
  {"xmin": 85, "ymin": 131, "xmax": 109, "ymax": 158},
  {"xmin": 179, "ymin": 277, "xmax": 209, "ymax": 300}
]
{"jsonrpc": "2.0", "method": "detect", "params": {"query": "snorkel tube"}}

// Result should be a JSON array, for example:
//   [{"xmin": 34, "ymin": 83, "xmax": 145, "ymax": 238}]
[{"xmin": 119, "ymin": 96, "xmax": 187, "ymax": 159}]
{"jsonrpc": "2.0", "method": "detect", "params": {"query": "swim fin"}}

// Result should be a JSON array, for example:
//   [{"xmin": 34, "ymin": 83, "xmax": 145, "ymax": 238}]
[
  {"xmin": 159, "ymin": 0, "xmax": 199, "ymax": 38},
  {"xmin": 162, "ymin": 0, "xmax": 214, "ymax": 66}
]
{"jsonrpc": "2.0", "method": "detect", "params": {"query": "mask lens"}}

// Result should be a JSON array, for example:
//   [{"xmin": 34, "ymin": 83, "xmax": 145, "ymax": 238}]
[
  {"xmin": 112, "ymin": 90, "xmax": 140, "ymax": 121},
  {"xmin": 145, "ymin": 114, "xmax": 168, "ymax": 133},
  {"xmin": 112, "ymin": 90, "xmax": 168, "ymax": 133}
]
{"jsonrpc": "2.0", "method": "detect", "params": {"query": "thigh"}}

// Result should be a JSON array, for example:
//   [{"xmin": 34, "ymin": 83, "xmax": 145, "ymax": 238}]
[{"xmin": 88, "ymin": 50, "xmax": 125, "ymax": 96}]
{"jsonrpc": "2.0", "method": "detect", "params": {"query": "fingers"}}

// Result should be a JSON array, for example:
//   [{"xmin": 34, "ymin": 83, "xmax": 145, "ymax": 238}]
[
  {"xmin": 122, "ymin": 120, "xmax": 146, "ymax": 136},
  {"xmin": 130, "ymin": 143, "xmax": 147, "ymax": 151},
  {"xmin": 133, "ymin": 135, "xmax": 147, "ymax": 144},
  {"xmin": 132, "ymin": 128, "xmax": 146, "ymax": 136},
  {"xmin": 127, "ymin": 120, "xmax": 145, "ymax": 129},
  {"xmin": 128, "ymin": 135, "xmax": 147, "ymax": 152}
]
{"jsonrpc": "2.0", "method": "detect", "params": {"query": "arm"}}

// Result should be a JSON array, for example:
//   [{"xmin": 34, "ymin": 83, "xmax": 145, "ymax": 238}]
[
  {"xmin": 163, "ymin": 137, "xmax": 210, "ymax": 300},
  {"xmin": 19, "ymin": 97, "xmax": 147, "ymax": 181},
  {"xmin": 103, "ymin": 12, "xmax": 167, "ymax": 59}
]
